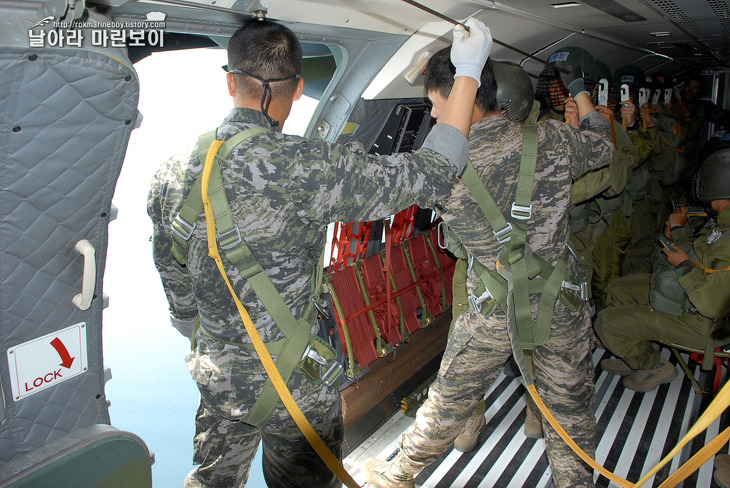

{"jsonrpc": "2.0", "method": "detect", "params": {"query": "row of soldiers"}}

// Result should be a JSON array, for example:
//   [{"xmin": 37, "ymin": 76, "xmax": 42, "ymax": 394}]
[
  {"xmin": 533, "ymin": 46, "xmax": 727, "ymax": 312},
  {"xmin": 449, "ymin": 46, "xmax": 730, "ymax": 450}
]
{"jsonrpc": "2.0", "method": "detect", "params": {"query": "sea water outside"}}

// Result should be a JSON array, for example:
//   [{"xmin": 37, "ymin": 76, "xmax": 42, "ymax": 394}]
[{"xmin": 102, "ymin": 47, "xmax": 318, "ymax": 487}]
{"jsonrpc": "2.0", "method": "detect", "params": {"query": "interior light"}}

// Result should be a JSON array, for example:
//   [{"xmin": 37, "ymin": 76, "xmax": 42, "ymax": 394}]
[{"xmin": 550, "ymin": 2, "xmax": 581, "ymax": 8}]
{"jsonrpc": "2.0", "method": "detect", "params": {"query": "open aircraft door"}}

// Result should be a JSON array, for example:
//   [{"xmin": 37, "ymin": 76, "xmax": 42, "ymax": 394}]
[{"xmin": 0, "ymin": 0, "xmax": 151, "ymax": 485}]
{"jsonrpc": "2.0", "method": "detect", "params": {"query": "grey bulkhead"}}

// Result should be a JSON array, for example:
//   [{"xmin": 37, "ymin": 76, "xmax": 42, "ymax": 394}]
[{"xmin": 0, "ymin": 1, "xmax": 139, "ymax": 463}]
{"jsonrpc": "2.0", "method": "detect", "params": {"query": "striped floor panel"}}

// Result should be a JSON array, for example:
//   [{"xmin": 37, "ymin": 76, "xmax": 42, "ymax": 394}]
[{"xmin": 344, "ymin": 346, "xmax": 728, "ymax": 487}]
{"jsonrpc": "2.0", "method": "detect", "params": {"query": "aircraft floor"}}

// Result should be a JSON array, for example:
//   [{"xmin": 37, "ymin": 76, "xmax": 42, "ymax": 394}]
[{"xmin": 344, "ymin": 347, "xmax": 728, "ymax": 487}]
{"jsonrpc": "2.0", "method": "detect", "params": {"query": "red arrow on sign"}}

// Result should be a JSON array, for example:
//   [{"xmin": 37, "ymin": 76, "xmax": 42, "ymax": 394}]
[{"xmin": 50, "ymin": 337, "xmax": 75, "ymax": 369}]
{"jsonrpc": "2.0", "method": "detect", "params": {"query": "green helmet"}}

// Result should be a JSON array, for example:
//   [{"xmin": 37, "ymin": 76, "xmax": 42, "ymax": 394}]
[
  {"xmin": 493, "ymin": 61, "xmax": 535, "ymax": 122},
  {"xmin": 612, "ymin": 65, "xmax": 646, "ymax": 95},
  {"xmin": 594, "ymin": 60, "xmax": 611, "ymax": 84},
  {"xmin": 695, "ymin": 145, "xmax": 730, "ymax": 201},
  {"xmin": 542, "ymin": 46, "xmax": 597, "ymax": 84}
]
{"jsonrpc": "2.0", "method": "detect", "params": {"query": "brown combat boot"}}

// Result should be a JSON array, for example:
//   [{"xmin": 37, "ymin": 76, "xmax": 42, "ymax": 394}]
[
  {"xmin": 453, "ymin": 413, "xmax": 486, "ymax": 452},
  {"xmin": 716, "ymin": 454, "xmax": 730, "ymax": 471},
  {"xmin": 715, "ymin": 467, "xmax": 730, "ymax": 488},
  {"xmin": 600, "ymin": 357, "xmax": 635, "ymax": 376},
  {"xmin": 365, "ymin": 457, "xmax": 416, "ymax": 488},
  {"xmin": 523, "ymin": 397, "xmax": 543, "ymax": 439},
  {"xmin": 623, "ymin": 358, "xmax": 678, "ymax": 392}
]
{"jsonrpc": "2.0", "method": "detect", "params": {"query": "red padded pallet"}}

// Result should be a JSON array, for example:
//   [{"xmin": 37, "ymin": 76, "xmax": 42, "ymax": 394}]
[
  {"xmin": 361, "ymin": 254, "xmax": 402, "ymax": 344},
  {"xmin": 406, "ymin": 234, "xmax": 443, "ymax": 317},
  {"xmin": 389, "ymin": 244, "xmax": 422, "ymax": 335},
  {"xmin": 329, "ymin": 265, "xmax": 378, "ymax": 367}
]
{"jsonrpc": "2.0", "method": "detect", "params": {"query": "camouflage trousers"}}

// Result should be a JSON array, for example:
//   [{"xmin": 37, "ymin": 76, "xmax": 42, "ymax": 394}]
[
  {"xmin": 594, "ymin": 273, "xmax": 714, "ymax": 370},
  {"xmin": 183, "ymin": 335, "xmax": 344, "ymax": 488},
  {"xmin": 396, "ymin": 302, "xmax": 597, "ymax": 488}
]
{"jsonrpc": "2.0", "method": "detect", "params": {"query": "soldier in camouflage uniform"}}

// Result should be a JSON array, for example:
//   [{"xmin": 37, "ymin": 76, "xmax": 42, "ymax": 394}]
[
  {"xmin": 366, "ymin": 49, "xmax": 614, "ymax": 488},
  {"xmin": 147, "ymin": 19, "xmax": 493, "ymax": 488}
]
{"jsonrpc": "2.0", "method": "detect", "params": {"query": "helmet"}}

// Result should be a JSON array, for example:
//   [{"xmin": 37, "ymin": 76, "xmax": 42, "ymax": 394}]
[
  {"xmin": 649, "ymin": 71, "xmax": 672, "ymax": 90},
  {"xmin": 537, "ymin": 46, "xmax": 596, "ymax": 110},
  {"xmin": 594, "ymin": 60, "xmax": 611, "ymax": 84},
  {"xmin": 612, "ymin": 65, "xmax": 646, "ymax": 96},
  {"xmin": 493, "ymin": 61, "xmax": 535, "ymax": 122},
  {"xmin": 695, "ymin": 145, "xmax": 730, "ymax": 201},
  {"xmin": 541, "ymin": 46, "xmax": 596, "ymax": 82}
]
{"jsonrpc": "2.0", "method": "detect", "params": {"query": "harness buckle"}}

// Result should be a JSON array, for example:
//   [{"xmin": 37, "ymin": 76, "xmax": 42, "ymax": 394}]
[
  {"xmin": 580, "ymin": 281, "xmax": 590, "ymax": 302},
  {"xmin": 321, "ymin": 361, "xmax": 344, "ymax": 387},
  {"xmin": 172, "ymin": 215, "xmax": 196, "ymax": 241},
  {"xmin": 511, "ymin": 202, "xmax": 532, "ymax": 220},
  {"xmin": 303, "ymin": 344, "xmax": 343, "ymax": 387},
  {"xmin": 468, "ymin": 289, "xmax": 493, "ymax": 313},
  {"xmin": 217, "ymin": 224, "xmax": 243, "ymax": 251},
  {"xmin": 493, "ymin": 222, "xmax": 513, "ymax": 244},
  {"xmin": 561, "ymin": 280, "xmax": 590, "ymax": 302}
]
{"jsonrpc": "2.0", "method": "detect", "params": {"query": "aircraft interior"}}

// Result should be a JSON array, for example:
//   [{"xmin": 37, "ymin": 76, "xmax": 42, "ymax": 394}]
[{"xmin": 1, "ymin": 0, "xmax": 729, "ymax": 486}]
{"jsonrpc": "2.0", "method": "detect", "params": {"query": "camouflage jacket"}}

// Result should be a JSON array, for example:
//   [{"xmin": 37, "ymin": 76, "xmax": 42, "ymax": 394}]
[
  {"xmin": 436, "ymin": 111, "xmax": 614, "ymax": 304},
  {"xmin": 570, "ymin": 118, "xmax": 635, "ymax": 204},
  {"xmin": 147, "ymin": 108, "xmax": 467, "ymax": 344}
]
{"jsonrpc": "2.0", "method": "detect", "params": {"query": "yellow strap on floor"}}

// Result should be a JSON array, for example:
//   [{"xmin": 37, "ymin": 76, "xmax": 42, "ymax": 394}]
[
  {"xmin": 526, "ymin": 384, "xmax": 634, "ymax": 487},
  {"xmin": 529, "ymin": 374, "xmax": 730, "ymax": 488},
  {"xmin": 634, "ymin": 378, "xmax": 730, "ymax": 487},
  {"xmin": 657, "ymin": 425, "xmax": 730, "ymax": 487},
  {"xmin": 200, "ymin": 141, "xmax": 360, "ymax": 488}
]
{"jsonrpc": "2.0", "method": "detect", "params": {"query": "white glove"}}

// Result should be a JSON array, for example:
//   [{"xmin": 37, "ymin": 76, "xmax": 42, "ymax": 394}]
[{"xmin": 450, "ymin": 18, "xmax": 493, "ymax": 86}]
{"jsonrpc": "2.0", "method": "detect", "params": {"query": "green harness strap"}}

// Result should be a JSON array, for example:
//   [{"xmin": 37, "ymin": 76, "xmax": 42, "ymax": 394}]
[
  {"xmin": 171, "ymin": 127, "xmax": 333, "ymax": 428},
  {"xmin": 460, "ymin": 125, "xmax": 572, "ymax": 354}
]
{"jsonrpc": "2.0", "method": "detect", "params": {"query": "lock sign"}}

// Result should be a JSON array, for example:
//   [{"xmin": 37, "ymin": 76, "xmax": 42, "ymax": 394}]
[{"xmin": 7, "ymin": 322, "xmax": 88, "ymax": 401}]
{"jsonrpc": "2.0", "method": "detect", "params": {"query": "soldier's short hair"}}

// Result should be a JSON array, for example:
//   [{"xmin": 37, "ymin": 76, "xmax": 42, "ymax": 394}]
[
  {"xmin": 424, "ymin": 47, "xmax": 498, "ymax": 115},
  {"xmin": 227, "ymin": 20, "xmax": 303, "ymax": 100}
]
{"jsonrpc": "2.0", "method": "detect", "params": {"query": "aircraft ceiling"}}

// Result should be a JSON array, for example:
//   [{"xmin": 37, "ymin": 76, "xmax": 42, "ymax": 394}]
[{"xmin": 100, "ymin": 0, "xmax": 729, "ymax": 77}]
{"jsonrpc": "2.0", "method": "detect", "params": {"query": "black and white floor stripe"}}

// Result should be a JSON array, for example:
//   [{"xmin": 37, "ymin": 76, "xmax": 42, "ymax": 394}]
[{"xmin": 345, "ymin": 346, "xmax": 728, "ymax": 487}]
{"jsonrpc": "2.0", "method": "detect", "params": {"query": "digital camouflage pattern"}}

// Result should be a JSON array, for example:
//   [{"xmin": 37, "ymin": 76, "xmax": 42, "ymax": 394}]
[
  {"xmin": 182, "ymin": 336, "xmax": 344, "ymax": 488},
  {"xmin": 147, "ymin": 107, "xmax": 467, "ymax": 486},
  {"xmin": 390, "ymin": 111, "xmax": 614, "ymax": 488}
]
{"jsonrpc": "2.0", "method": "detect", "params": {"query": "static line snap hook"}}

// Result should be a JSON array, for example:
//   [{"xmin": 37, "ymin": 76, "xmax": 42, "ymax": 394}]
[{"xmin": 250, "ymin": 0, "xmax": 267, "ymax": 19}]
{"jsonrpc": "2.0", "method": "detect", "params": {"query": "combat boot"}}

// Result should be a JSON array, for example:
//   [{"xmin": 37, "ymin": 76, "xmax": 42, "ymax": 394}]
[
  {"xmin": 453, "ymin": 413, "xmax": 486, "ymax": 452},
  {"xmin": 365, "ymin": 450, "xmax": 422, "ymax": 488},
  {"xmin": 623, "ymin": 358, "xmax": 678, "ymax": 392},
  {"xmin": 716, "ymin": 454, "xmax": 730, "ymax": 471},
  {"xmin": 523, "ymin": 398, "xmax": 543, "ymax": 439},
  {"xmin": 715, "ymin": 467, "xmax": 730, "ymax": 488},
  {"xmin": 600, "ymin": 357, "xmax": 634, "ymax": 376}
]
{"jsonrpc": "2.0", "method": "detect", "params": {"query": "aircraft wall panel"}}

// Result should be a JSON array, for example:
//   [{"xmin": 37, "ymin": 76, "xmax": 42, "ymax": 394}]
[{"xmin": 0, "ymin": 46, "xmax": 139, "ymax": 464}]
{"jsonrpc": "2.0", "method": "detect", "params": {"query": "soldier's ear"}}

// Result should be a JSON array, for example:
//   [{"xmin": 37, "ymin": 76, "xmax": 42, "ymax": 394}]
[
  {"xmin": 227, "ymin": 72, "xmax": 237, "ymax": 98},
  {"xmin": 293, "ymin": 77, "xmax": 304, "ymax": 102}
]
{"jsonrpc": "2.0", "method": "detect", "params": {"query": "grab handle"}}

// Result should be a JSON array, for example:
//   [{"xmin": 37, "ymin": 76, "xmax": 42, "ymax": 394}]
[{"xmin": 72, "ymin": 239, "xmax": 96, "ymax": 310}]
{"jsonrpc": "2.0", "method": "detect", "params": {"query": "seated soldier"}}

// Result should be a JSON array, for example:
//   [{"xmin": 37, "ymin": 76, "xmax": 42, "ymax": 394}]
[{"xmin": 594, "ymin": 146, "xmax": 730, "ymax": 391}]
